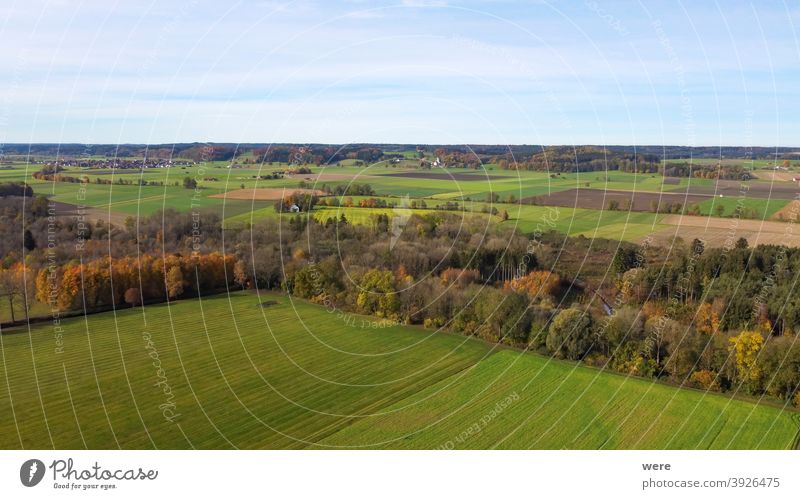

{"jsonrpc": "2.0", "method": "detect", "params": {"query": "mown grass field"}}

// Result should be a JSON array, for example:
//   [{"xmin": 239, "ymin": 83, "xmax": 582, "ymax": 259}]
[
  {"xmin": 367, "ymin": 170, "xmax": 695, "ymax": 200},
  {"xmin": 323, "ymin": 350, "xmax": 800, "ymax": 449},
  {"xmin": 1, "ymin": 292, "xmax": 796, "ymax": 449},
  {"xmin": 503, "ymin": 204, "xmax": 667, "ymax": 241},
  {"xmin": 697, "ymin": 197, "xmax": 789, "ymax": 219},
  {"xmin": 0, "ymin": 292, "xmax": 490, "ymax": 449}
]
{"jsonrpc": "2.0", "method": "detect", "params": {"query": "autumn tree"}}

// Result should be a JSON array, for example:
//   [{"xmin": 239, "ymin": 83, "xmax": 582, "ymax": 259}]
[
  {"xmin": 192, "ymin": 253, "xmax": 235, "ymax": 293},
  {"xmin": 695, "ymin": 302, "xmax": 720, "ymax": 335},
  {"xmin": 729, "ymin": 330, "xmax": 764, "ymax": 392},
  {"xmin": 356, "ymin": 269, "xmax": 398, "ymax": 318},
  {"xmin": 58, "ymin": 264, "xmax": 82, "ymax": 311},
  {"xmin": 546, "ymin": 307, "xmax": 593, "ymax": 360},
  {"xmin": 35, "ymin": 267, "xmax": 55, "ymax": 306},
  {"xmin": 233, "ymin": 260, "xmax": 249, "ymax": 289},
  {"xmin": 124, "ymin": 288, "xmax": 141, "ymax": 307},
  {"xmin": 691, "ymin": 369, "xmax": 720, "ymax": 391},
  {"xmin": 440, "ymin": 268, "xmax": 480, "ymax": 287},
  {"xmin": 166, "ymin": 266, "xmax": 184, "ymax": 299},
  {"xmin": 506, "ymin": 270, "xmax": 560, "ymax": 299},
  {"xmin": 81, "ymin": 258, "xmax": 113, "ymax": 308}
]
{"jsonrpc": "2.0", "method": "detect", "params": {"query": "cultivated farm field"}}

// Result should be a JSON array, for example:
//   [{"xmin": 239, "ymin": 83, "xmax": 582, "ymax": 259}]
[
  {"xmin": 323, "ymin": 350, "xmax": 799, "ymax": 449},
  {"xmin": 1, "ymin": 292, "xmax": 796, "ymax": 449},
  {"xmin": 0, "ymin": 292, "xmax": 489, "ymax": 449}
]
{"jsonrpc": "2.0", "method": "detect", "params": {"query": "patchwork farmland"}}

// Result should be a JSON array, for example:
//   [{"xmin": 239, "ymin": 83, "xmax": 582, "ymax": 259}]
[{"xmin": 4, "ymin": 155, "xmax": 799, "ymax": 247}]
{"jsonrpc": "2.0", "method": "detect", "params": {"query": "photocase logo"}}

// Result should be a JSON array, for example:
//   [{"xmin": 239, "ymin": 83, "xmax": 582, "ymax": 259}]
[{"xmin": 20, "ymin": 459, "xmax": 45, "ymax": 487}]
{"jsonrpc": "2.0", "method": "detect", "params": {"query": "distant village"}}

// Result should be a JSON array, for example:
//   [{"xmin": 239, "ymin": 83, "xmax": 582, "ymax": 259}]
[{"xmin": 39, "ymin": 158, "xmax": 196, "ymax": 169}]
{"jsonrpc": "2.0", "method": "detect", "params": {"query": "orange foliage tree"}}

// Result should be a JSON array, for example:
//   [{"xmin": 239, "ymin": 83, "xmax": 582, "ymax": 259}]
[
  {"xmin": 440, "ymin": 267, "xmax": 480, "ymax": 287},
  {"xmin": 505, "ymin": 270, "xmax": 560, "ymax": 299},
  {"xmin": 33, "ymin": 252, "xmax": 237, "ymax": 312}
]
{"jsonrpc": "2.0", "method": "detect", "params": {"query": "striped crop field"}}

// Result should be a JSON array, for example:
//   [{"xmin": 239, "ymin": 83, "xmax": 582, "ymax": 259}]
[{"xmin": 1, "ymin": 292, "xmax": 797, "ymax": 449}]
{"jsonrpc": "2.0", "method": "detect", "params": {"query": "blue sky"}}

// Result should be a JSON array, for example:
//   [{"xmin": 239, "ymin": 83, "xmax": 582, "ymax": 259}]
[{"xmin": 1, "ymin": 0, "xmax": 799, "ymax": 145}]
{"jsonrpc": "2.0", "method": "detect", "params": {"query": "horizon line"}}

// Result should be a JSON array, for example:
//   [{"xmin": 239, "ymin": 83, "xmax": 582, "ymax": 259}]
[{"xmin": 3, "ymin": 142, "xmax": 800, "ymax": 150}]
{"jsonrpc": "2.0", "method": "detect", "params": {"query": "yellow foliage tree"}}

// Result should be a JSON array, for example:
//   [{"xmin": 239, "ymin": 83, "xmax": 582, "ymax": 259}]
[
  {"xmin": 165, "ymin": 266, "xmax": 184, "ymax": 299},
  {"xmin": 691, "ymin": 369, "xmax": 720, "ymax": 391},
  {"xmin": 695, "ymin": 302, "xmax": 720, "ymax": 335},
  {"xmin": 729, "ymin": 330, "xmax": 764, "ymax": 384}
]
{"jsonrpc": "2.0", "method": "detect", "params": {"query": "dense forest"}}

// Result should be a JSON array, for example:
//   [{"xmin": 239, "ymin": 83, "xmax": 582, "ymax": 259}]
[
  {"xmin": 662, "ymin": 161, "xmax": 753, "ymax": 179},
  {"xmin": 490, "ymin": 146, "xmax": 661, "ymax": 173}
]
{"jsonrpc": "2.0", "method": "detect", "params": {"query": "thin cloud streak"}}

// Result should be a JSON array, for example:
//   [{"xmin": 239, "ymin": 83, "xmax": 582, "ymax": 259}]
[{"xmin": 0, "ymin": 0, "xmax": 797, "ymax": 145}]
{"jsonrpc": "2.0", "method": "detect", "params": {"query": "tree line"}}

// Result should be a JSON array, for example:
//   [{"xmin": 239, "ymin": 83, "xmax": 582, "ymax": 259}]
[{"xmin": 493, "ymin": 146, "xmax": 661, "ymax": 173}]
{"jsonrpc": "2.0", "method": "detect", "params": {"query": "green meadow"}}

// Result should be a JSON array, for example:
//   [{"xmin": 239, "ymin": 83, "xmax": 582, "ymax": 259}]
[
  {"xmin": 502, "ymin": 204, "xmax": 666, "ymax": 241},
  {"xmin": 0, "ymin": 293, "xmax": 489, "ymax": 449},
  {"xmin": 323, "ymin": 350, "xmax": 799, "ymax": 449},
  {"xmin": 0, "ymin": 292, "xmax": 796, "ymax": 449},
  {"xmin": 697, "ymin": 197, "xmax": 789, "ymax": 219}
]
